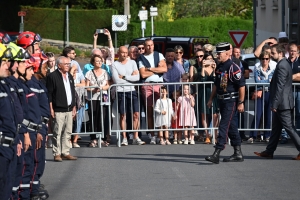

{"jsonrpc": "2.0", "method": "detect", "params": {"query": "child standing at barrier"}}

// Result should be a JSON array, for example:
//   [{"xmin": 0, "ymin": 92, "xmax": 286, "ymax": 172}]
[
  {"xmin": 177, "ymin": 84, "xmax": 197, "ymax": 144},
  {"xmin": 171, "ymin": 90, "xmax": 182, "ymax": 144},
  {"xmin": 154, "ymin": 86, "xmax": 174, "ymax": 145}
]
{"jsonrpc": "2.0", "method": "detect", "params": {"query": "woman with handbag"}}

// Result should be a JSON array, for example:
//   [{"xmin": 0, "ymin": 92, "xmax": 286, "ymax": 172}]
[
  {"xmin": 85, "ymin": 55, "xmax": 111, "ymax": 147},
  {"xmin": 248, "ymin": 51, "xmax": 275, "ymax": 143}
]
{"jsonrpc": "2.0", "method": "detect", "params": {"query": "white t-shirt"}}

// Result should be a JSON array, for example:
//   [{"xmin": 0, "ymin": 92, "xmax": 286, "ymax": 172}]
[{"xmin": 138, "ymin": 52, "xmax": 165, "ymax": 82}]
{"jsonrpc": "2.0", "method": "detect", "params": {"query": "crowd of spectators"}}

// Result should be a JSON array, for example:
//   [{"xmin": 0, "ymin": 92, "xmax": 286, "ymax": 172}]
[{"xmin": 44, "ymin": 30, "xmax": 300, "ymax": 148}]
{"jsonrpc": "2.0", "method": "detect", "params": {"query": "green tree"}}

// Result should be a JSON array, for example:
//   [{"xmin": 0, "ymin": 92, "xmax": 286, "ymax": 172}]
[{"xmin": 174, "ymin": 0, "xmax": 252, "ymax": 19}]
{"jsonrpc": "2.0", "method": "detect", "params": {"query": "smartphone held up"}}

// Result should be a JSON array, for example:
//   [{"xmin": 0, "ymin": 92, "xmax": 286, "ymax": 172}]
[{"xmin": 96, "ymin": 29, "xmax": 104, "ymax": 34}]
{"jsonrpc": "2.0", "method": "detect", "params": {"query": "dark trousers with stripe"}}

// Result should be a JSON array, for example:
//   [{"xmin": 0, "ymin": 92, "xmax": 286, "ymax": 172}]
[
  {"xmin": 31, "ymin": 133, "xmax": 46, "ymax": 195},
  {"xmin": 215, "ymin": 100, "xmax": 241, "ymax": 150},
  {"xmin": 11, "ymin": 134, "xmax": 24, "ymax": 200},
  {"xmin": 0, "ymin": 145, "xmax": 15, "ymax": 200},
  {"xmin": 19, "ymin": 133, "xmax": 36, "ymax": 200}
]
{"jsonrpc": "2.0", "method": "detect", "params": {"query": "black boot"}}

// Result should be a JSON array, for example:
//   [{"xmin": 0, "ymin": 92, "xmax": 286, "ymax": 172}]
[
  {"xmin": 30, "ymin": 195, "xmax": 41, "ymax": 200},
  {"xmin": 39, "ymin": 189, "xmax": 49, "ymax": 200},
  {"xmin": 205, "ymin": 148, "xmax": 222, "ymax": 164},
  {"xmin": 223, "ymin": 146, "xmax": 244, "ymax": 162}
]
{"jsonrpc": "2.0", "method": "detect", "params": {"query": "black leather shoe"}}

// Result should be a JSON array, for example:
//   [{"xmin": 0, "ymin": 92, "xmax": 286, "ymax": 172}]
[
  {"xmin": 205, "ymin": 149, "xmax": 222, "ymax": 164},
  {"xmin": 223, "ymin": 146, "xmax": 244, "ymax": 162}
]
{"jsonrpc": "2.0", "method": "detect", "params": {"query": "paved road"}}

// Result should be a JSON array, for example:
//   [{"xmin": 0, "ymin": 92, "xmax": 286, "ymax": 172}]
[{"xmin": 43, "ymin": 137, "xmax": 300, "ymax": 200}]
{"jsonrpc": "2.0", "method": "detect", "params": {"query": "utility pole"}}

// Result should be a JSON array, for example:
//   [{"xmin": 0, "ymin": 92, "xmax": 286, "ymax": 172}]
[{"xmin": 124, "ymin": 0, "xmax": 131, "ymax": 23}]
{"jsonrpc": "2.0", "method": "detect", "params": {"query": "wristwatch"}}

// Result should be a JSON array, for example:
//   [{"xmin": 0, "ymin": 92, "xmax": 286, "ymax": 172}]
[
  {"xmin": 122, "ymin": 76, "xmax": 126, "ymax": 80},
  {"xmin": 238, "ymin": 100, "xmax": 244, "ymax": 104}
]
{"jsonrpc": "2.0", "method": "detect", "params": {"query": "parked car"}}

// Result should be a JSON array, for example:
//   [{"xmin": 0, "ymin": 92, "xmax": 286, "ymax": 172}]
[{"xmin": 130, "ymin": 36, "xmax": 210, "ymax": 59}]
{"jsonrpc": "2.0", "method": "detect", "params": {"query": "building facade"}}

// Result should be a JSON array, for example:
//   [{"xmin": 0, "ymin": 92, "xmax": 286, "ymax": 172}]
[{"xmin": 255, "ymin": 0, "xmax": 299, "ymax": 45}]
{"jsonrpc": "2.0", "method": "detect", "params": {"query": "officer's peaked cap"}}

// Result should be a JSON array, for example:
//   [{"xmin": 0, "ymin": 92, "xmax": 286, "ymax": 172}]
[{"xmin": 216, "ymin": 42, "xmax": 230, "ymax": 53}]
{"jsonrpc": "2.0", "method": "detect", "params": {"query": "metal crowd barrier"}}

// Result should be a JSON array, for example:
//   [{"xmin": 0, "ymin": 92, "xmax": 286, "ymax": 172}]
[{"xmin": 49, "ymin": 82, "xmax": 300, "ymax": 148}]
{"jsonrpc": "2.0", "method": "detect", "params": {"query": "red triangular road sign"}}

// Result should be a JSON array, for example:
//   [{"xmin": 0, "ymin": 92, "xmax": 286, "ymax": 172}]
[{"xmin": 228, "ymin": 30, "xmax": 249, "ymax": 48}]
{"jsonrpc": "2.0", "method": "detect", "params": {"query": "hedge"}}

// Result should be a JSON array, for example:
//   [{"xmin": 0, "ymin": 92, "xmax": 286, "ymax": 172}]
[
  {"xmin": 0, "ymin": 6, "xmax": 253, "ymax": 48},
  {"xmin": 117, "ymin": 17, "xmax": 253, "ymax": 48},
  {"xmin": 19, "ymin": 7, "xmax": 117, "ymax": 45}
]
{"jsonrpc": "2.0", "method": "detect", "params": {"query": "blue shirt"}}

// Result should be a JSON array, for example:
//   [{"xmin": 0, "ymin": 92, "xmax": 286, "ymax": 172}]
[
  {"xmin": 254, "ymin": 63, "xmax": 275, "ymax": 90},
  {"xmin": 83, "ymin": 63, "xmax": 112, "ymax": 77},
  {"xmin": 163, "ymin": 61, "xmax": 185, "ymax": 95}
]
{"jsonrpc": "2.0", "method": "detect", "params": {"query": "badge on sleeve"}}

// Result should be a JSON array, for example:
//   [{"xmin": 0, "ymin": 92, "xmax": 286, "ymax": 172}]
[{"xmin": 234, "ymin": 72, "xmax": 241, "ymax": 79}]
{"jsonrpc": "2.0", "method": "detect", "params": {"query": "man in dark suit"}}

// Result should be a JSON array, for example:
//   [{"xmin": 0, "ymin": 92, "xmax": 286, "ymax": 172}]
[{"xmin": 254, "ymin": 44, "xmax": 300, "ymax": 160}]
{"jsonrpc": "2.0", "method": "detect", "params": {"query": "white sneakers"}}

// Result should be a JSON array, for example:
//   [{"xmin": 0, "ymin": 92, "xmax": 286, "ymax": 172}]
[
  {"xmin": 132, "ymin": 138, "xmax": 145, "ymax": 145},
  {"xmin": 121, "ymin": 138, "xmax": 128, "ymax": 146},
  {"xmin": 247, "ymin": 137, "xmax": 254, "ymax": 144},
  {"xmin": 150, "ymin": 136, "xmax": 156, "ymax": 145}
]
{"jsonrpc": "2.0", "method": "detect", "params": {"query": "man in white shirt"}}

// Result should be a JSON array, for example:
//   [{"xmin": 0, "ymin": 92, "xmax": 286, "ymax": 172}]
[{"xmin": 137, "ymin": 39, "xmax": 167, "ymax": 144}]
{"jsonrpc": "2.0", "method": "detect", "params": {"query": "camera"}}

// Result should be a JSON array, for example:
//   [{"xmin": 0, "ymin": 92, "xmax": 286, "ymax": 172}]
[{"xmin": 96, "ymin": 29, "xmax": 104, "ymax": 34}]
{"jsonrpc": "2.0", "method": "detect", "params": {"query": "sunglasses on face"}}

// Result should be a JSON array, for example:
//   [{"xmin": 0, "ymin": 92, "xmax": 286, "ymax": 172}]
[
  {"xmin": 261, "ymin": 58, "xmax": 269, "ymax": 60},
  {"xmin": 195, "ymin": 55, "xmax": 204, "ymax": 58},
  {"xmin": 138, "ymin": 47, "xmax": 144, "ymax": 50}
]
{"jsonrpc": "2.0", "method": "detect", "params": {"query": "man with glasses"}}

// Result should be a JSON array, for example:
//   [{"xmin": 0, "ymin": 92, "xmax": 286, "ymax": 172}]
[
  {"xmin": 254, "ymin": 44, "xmax": 300, "ymax": 160},
  {"xmin": 62, "ymin": 46, "xmax": 83, "ymax": 75},
  {"xmin": 205, "ymin": 42, "xmax": 245, "ymax": 164},
  {"xmin": 137, "ymin": 42, "xmax": 145, "ymax": 55},
  {"xmin": 46, "ymin": 56, "xmax": 77, "ymax": 162}
]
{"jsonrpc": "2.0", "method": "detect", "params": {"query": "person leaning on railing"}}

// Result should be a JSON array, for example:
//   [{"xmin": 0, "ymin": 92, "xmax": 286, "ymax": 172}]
[
  {"xmin": 248, "ymin": 51, "xmax": 275, "ymax": 144},
  {"xmin": 85, "ymin": 55, "xmax": 111, "ymax": 147}
]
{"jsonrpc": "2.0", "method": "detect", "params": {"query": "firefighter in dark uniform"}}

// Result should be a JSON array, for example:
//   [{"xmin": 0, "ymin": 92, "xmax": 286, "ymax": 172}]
[
  {"xmin": 17, "ymin": 31, "xmax": 49, "ymax": 199},
  {"xmin": 205, "ymin": 42, "xmax": 245, "ymax": 164},
  {"xmin": 5, "ymin": 44, "xmax": 34, "ymax": 200},
  {"xmin": 0, "ymin": 44, "xmax": 19, "ymax": 200},
  {"xmin": 26, "ymin": 53, "xmax": 50, "ymax": 200},
  {"xmin": 13, "ymin": 47, "xmax": 43, "ymax": 200}
]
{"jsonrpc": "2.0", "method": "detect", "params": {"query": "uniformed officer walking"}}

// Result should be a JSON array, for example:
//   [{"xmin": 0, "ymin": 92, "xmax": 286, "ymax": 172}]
[{"xmin": 206, "ymin": 42, "xmax": 245, "ymax": 164}]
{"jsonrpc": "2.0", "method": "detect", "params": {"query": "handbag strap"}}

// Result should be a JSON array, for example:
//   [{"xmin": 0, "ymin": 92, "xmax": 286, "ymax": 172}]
[{"xmin": 91, "ymin": 69, "xmax": 98, "ymax": 82}]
